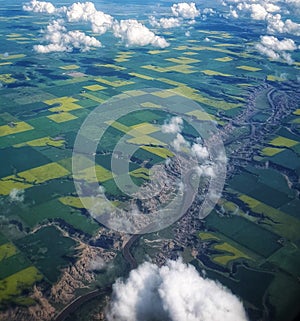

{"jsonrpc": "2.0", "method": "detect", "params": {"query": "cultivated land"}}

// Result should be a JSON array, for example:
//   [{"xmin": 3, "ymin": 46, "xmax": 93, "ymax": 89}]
[{"xmin": 0, "ymin": 3, "xmax": 300, "ymax": 321}]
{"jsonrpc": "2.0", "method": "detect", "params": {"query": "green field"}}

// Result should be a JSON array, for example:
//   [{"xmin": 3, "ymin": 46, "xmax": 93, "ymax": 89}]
[
  {"xmin": 205, "ymin": 211, "xmax": 281, "ymax": 257},
  {"xmin": 0, "ymin": 266, "xmax": 43, "ymax": 307},
  {"xmin": 15, "ymin": 226, "xmax": 77, "ymax": 283},
  {"xmin": 0, "ymin": 3, "xmax": 300, "ymax": 320},
  {"xmin": 17, "ymin": 199, "xmax": 99, "ymax": 235}
]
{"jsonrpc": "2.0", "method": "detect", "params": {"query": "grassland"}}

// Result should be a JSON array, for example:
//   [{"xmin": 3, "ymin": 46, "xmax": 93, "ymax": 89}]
[
  {"xmin": 127, "ymin": 135, "xmax": 166, "ymax": 146},
  {"xmin": 261, "ymin": 147, "xmax": 284, "ymax": 156},
  {"xmin": 0, "ymin": 121, "xmax": 33, "ymax": 137},
  {"xmin": 199, "ymin": 232, "xmax": 219, "ymax": 241},
  {"xmin": 130, "ymin": 167, "xmax": 150, "ymax": 180},
  {"xmin": 0, "ymin": 252, "xmax": 31, "ymax": 280},
  {"xmin": 83, "ymin": 84, "xmax": 106, "ymax": 91},
  {"xmin": 15, "ymin": 226, "xmax": 77, "ymax": 283},
  {"xmin": 59, "ymin": 196, "xmax": 110, "ymax": 210},
  {"xmin": 213, "ymin": 242, "xmax": 251, "ymax": 266},
  {"xmin": 201, "ymin": 70, "xmax": 232, "ymax": 77},
  {"xmin": 0, "ymin": 266, "xmax": 43, "ymax": 305},
  {"xmin": 239, "ymin": 194, "xmax": 300, "ymax": 241},
  {"xmin": 0, "ymin": 74, "xmax": 16, "ymax": 84},
  {"xmin": 0, "ymin": 179, "xmax": 33, "ymax": 195},
  {"xmin": 74, "ymin": 164, "xmax": 113, "ymax": 183},
  {"xmin": 15, "ymin": 162, "xmax": 69, "ymax": 184},
  {"xmin": 131, "ymin": 123, "xmax": 160, "ymax": 135},
  {"xmin": 236, "ymin": 65, "xmax": 261, "ymax": 72},
  {"xmin": 214, "ymin": 56, "xmax": 233, "ymax": 62},
  {"xmin": 269, "ymin": 136, "xmax": 299, "ymax": 148},
  {"xmin": 205, "ymin": 211, "xmax": 281, "ymax": 258},
  {"xmin": 47, "ymin": 112, "xmax": 78, "ymax": 123},
  {"xmin": 17, "ymin": 199, "xmax": 99, "ymax": 235},
  {"xmin": 141, "ymin": 146, "xmax": 173, "ymax": 159},
  {"xmin": 0, "ymin": 243, "xmax": 17, "ymax": 261},
  {"xmin": 45, "ymin": 97, "xmax": 82, "ymax": 113}
]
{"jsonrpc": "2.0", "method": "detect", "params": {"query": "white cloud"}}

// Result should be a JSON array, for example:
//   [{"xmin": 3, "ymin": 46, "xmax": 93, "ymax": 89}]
[
  {"xmin": 172, "ymin": 133, "xmax": 189, "ymax": 152},
  {"xmin": 249, "ymin": 4, "xmax": 269, "ymax": 20},
  {"xmin": 34, "ymin": 43, "xmax": 68, "ymax": 53},
  {"xmin": 162, "ymin": 116, "xmax": 183, "ymax": 134},
  {"xmin": 196, "ymin": 164, "xmax": 215, "ymax": 177},
  {"xmin": 66, "ymin": 1, "xmax": 114, "ymax": 34},
  {"xmin": 25, "ymin": 1, "xmax": 171, "ymax": 50},
  {"xmin": 203, "ymin": 8, "xmax": 216, "ymax": 15},
  {"xmin": 23, "ymin": 0, "xmax": 57, "ymax": 14},
  {"xmin": 230, "ymin": 8, "xmax": 239, "ymax": 18},
  {"xmin": 171, "ymin": 2, "xmax": 200, "ymax": 19},
  {"xmin": 255, "ymin": 35, "xmax": 298, "ymax": 64},
  {"xmin": 9, "ymin": 189, "xmax": 25, "ymax": 203},
  {"xmin": 149, "ymin": 16, "xmax": 181, "ymax": 29},
  {"xmin": 149, "ymin": 2, "xmax": 201, "ymax": 29},
  {"xmin": 267, "ymin": 14, "xmax": 300, "ymax": 36},
  {"xmin": 112, "ymin": 19, "xmax": 169, "ymax": 48},
  {"xmin": 34, "ymin": 19, "xmax": 101, "ymax": 53},
  {"xmin": 224, "ymin": 0, "xmax": 300, "ymax": 37},
  {"xmin": 265, "ymin": 3, "xmax": 281, "ymax": 13},
  {"xmin": 66, "ymin": 1, "xmax": 97, "ymax": 21},
  {"xmin": 204, "ymin": 37, "xmax": 213, "ymax": 42},
  {"xmin": 191, "ymin": 143, "xmax": 209, "ymax": 160},
  {"xmin": 107, "ymin": 259, "xmax": 248, "ymax": 321},
  {"xmin": 233, "ymin": 2, "xmax": 280, "ymax": 21}
]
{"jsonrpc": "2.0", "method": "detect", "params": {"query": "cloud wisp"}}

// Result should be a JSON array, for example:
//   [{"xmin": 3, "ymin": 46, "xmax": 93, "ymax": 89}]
[
  {"xmin": 106, "ymin": 259, "xmax": 248, "ymax": 321},
  {"xmin": 8, "ymin": 189, "xmax": 25, "ymax": 203}
]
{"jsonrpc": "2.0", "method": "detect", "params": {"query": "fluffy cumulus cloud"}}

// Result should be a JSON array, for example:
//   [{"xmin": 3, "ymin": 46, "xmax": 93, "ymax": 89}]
[
  {"xmin": 113, "ymin": 19, "xmax": 169, "ymax": 48},
  {"xmin": 149, "ymin": 16, "xmax": 181, "ymax": 29},
  {"xmin": 196, "ymin": 164, "xmax": 216, "ymax": 177},
  {"xmin": 162, "ymin": 116, "xmax": 183, "ymax": 134},
  {"xmin": 171, "ymin": 133, "xmax": 190, "ymax": 151},
  {"xmin": 171, "ymin": 2, "xmax": 200, "ymax": 19},
  {"xmin": 255, "ymin": 35, "xmax": 299, "ymax": 64},
  {"xmin": 65, "ymin": 1, "xmax": 114, "ymax": 34},
  {"xmin": 221, "ymin": 0, "xmax": 300, "ymax": 61},
  {"xmin": 149, "ymin": 2, "xmax": 201, "ymax": 29},
  {"xmin": 24, "ymin": 0, "xmax": 169, "ymax": 51},
  {"xmin": 34, "ymin": 19, "xmax": 101, "ymax": 53},
  {"xmin": 224, "ymin": 0, "xmax": 300, "ymax": 35},
  {"xmin": 23, "ymin": 0, "xmax": 57, "ymax": 14},
  {"xmin": 229, "ymin": 1, "xmax": 280, "ymax": 20},
  {"xmin": 106, "ymin": 259, "xmax": 248, "ymax": 321},
  {"xmin": 267, "ymin": 14, "xmax": 300, "ymax": 36},
  {"xmin": 191, "ymin": 143, "xmax": 209, "ymax": 160}
]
